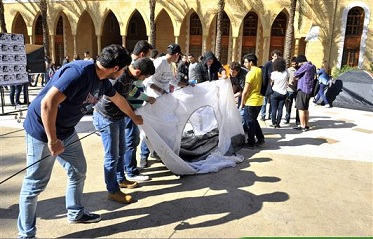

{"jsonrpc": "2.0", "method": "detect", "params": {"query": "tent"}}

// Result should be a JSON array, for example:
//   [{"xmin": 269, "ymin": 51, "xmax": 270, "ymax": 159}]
[
  {"xmin": 137, "ymin": 80, "xmax": 246, "ymax": 175},
  {"xmin": 25, "ymin": 44, "xmax": 45, "ymax": 73},
  {"xmin": 326, "ymin": 70, "xmax": 373, "ymax": 112}
]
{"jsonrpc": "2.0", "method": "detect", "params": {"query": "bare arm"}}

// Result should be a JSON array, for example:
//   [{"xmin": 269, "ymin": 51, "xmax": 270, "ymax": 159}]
[
  {"xmin": 108, "ymin": 91, "xmax": 143, "ymax": 125},
  {"xmin": 240, "ymin": 82, "xmax": 251, "ymax": 109},
  {"xmin": 41, "ymin": 86, "xmax": 66, "ymax": 156}
]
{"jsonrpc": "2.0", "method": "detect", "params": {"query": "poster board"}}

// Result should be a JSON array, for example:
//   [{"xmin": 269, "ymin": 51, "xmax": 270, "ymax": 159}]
[{"xmin": 0, "ymin": 33, "xmax": 28, "ymax": 86}]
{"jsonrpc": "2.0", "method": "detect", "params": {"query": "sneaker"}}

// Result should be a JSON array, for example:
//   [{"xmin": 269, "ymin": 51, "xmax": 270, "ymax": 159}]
[
  {"xmin": 245, "ymin": 143, "xmax": 255, "ymax": 150},
  {"xmin": 69, "ymin": 212, "xmax": 101, "ymax": 224},
  {"xmin": 108, "ymin": 191, "xmax": 133, "ymax": 204},
  {"xmin": 324, "ymin": 104, "xmax": 331, "ymax": 108},
  {"xmin": 283, "ymin": 121, "xmax": 290, "ymax": 124},
  {"xmin": 302, "ymin": 127, "xmax": 309, "ymax": 132},
  {"xmin": 255, "ymin": 139, "xmax": 266, "ymax": 147},
  {"xmin": 293, "ymin": 125, "xmax": 302, "ymax": 130},
  {"xmin": 126, "ymin": 174, "xmax": 150, "ymax": 182},
  {"xmin": 119, "ymin": 179, "xmax": 138, "ymax": 189}
]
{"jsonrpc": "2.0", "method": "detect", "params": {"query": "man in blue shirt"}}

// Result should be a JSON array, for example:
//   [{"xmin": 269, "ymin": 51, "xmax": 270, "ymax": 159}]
[
  {"xmin": 294, "ymin": 55, "xmax": 316, "ymax": 132},
  {"xmin": 18, "ymin": 44, "xmax": 142, "ymax": 239}
]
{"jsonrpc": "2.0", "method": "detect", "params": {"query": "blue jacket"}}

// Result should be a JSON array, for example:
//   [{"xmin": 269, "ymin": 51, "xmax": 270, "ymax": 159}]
[{"xmin": 317, "ymin": 68, "xmax": 330, "ymax": 85}]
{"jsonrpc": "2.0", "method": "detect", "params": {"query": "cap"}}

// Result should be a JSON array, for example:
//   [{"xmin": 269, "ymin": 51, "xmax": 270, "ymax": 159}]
[
  {"xmin": 166, "ymin": 44, "xmax": 182, "ymax": 55},
  {"xmin": 296, "ymin": 55, "xmax": 307, "ymax": 63}
]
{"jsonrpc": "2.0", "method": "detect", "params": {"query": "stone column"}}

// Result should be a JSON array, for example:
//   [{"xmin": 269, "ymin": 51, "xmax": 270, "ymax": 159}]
[
  {"xmin": 231, "ymin": 37, "xmax": 237, "ymax": 62},
  {"xmin": 97, "ymin": 35, "xmax": 101, "ymax": 54},
  {"xmin": 73, "ymin": 35, "xmax": 77, "ymax": 55},
  {"xmin": 122, "ymin": 35, "xmax": 126, "ymax": 48},
  {"xmin": 50, "ymin": 35, "xmax": 55, "ymax": 60}
]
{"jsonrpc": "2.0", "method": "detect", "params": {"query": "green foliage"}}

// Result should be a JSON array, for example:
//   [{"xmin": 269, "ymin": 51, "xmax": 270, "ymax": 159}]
[{"xmin": 332, "ymin": 65, "xmax": 358, "ymax": 79}]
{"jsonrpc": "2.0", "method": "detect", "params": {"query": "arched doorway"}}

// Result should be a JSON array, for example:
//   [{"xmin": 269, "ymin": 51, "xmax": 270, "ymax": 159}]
[
  {"xmin": 76, "ymin": 11, "xmax": 97, "ymax": 59},
  {"xmin": 55, "ymin": 15, "xmax": 64, "ymax": 66},
  {"xmin": 34, "ymin": 15, "xmax": 43, "ymax": 45},
  {"xmin": 12, "ymin": 13, "xmax": 29, "ymax": 44},
  {"xmin": 102, "ymin": 11, "xmax": 121, "ymax": 50},
  {"xmin": 127, "ymin": 10, "xmax": 147, "ymax": 51},
  {"xmin": 270, "ymin": 12, "xmax": 287, "ymax": 59},
  {"xmin": 189, "ymin": 12, "xmax": 202, "ymax": 57},
  {"xmin": 342, "ymin": 7, "xmax": 364, "ymax": 67},
  {"xmin": 241, "ymin": 11, "xmax": 258, "ymax": 56},
  {"xmin": 155, "ymin": 10, "xmax": 174, "ymax": 53}
]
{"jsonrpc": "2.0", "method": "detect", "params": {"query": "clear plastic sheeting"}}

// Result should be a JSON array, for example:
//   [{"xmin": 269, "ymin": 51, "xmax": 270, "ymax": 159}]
[{"xmin": 137, "ymin": 80, "xmax": 245, "ymax": 175}]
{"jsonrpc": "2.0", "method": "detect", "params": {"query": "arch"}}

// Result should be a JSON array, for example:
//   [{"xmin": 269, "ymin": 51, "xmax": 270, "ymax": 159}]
[
  {"xmin": 188, "ymin": 11, "xmax": 203, "ymax": 57},
  {"xmin": 11, "ymin": 12, "xmax": 29, "ymax": 44},
  {"xmin": 76, "ymin": 10, "xmax": 97, "ymax": 58},
  {"xmin": 34, "ymin": 14, "xmax": 43, "ymax": 45},
  {"xmin": 101, "ymin": 10, "xmax": 122, "ymax": 49},
  {"xmin": 338, "ymin": 2, "xmax": 370, "ymax": 69},
  {"xmin": 270, "ymin": 11, "xmax": 287, "ymax": 59},
  {"xmin": 241, "ymin": 11, "xmax": 258, "ymax": 56},
  {"xmin": 155, "ymin": 9, "xmax": 174, "ymax": 52},
  {"xmin": 126, "ymin": 10, "xmax": 148, "ymax": 51}
]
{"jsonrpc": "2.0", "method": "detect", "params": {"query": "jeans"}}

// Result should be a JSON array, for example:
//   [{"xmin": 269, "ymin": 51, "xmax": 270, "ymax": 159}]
[
  {"xmin": 239, "ymin": 108, "xmax": 249, "ymax": 133},
  {"xmin": 314, "ymin": 83, "xmax": 329, "ymax": 105},
  {"xmin": 140, "ymin": 139, "xmax": 150, "ymax": 160},
  {"xmin": 92, "ymin": 111, "xmax": 125, "ymax": 193},
  {"xmin": 243, "ymin": 106, "xmax": 264, "ymax": 145},
  {"xmin": 10, "ymin": 84, "xmax": 23, "ymax": 105},
  {"xmin": 18, "ymin": 132, "xmax": 87, "ymax": 238},
  {"xmin": 270, "ymin": 91, "xmax": 286, "ymax": 126},
  {"xmin": 260, "ymin": 96, "xmax": 272, "ymax": 119},
  {"xmin": 123, "ymin": 117, "xmax": 140, "ymax": 177},
  {"xmin": 285, "ymin": 91, "xmax": 296, "ymax": 123}
]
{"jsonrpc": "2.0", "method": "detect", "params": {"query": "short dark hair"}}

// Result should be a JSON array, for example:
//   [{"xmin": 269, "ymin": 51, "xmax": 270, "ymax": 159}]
[
  {"xmin": 243, "ymin": 53, "xmax": 258, "ymax": 66},
  {"xmin": 132, "ymin": 40, "xmax": 154, "ymax": 56},
  {"xmin": 150, "ymin": 49, "xmax": 159, "ymax": 59},
  {"xmin": 271, "ymin": 49, "xmax": 282, "ymax": 57},
  {"xmin": 188, "ymin": 53, "xmax": 194, "ymax": 57},
  {"xmin": 97, "ymin": 44, "xmax": 131, "ymax": 69},
  {"xmin": 132, "ymin": 58, "xmax": 155, "ymax": 76},
  {"xmin": 291, "ymin": 56, "xmax": 297, "ymax": 63},
  {"xmin": 230, "ymin": 61, "xmax": 241, "ymax": 71},
  {"xmin": 273, "ymin": 57, "xmax": 287, "ymax": 72}
]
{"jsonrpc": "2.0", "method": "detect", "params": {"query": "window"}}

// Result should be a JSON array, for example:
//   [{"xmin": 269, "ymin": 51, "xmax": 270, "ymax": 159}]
[{"xmin": 345, "ymin": 7, "xmax": 364, "ymax": 36}]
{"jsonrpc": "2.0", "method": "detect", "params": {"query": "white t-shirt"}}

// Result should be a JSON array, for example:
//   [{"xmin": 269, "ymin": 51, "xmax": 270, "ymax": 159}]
[
  {"xmin": 144, "ymin": 56, "xmax": 179, "ymax": 97},
  {"xmin": 271, "ymin": 71, "xmax": 288, "ymax": 95},
  {"xmin": 188, "ymin": 62, "xmax": 198, "ymax": 80}
]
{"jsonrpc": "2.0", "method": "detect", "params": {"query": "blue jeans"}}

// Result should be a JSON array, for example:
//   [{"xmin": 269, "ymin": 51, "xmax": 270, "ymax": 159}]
[
  {"xmin": 270, "ymin": 91, "xmax": 286, "ymax": 126},
  {"xmin": 243, "ymin": 106, "xmax": 264, "ymax": 145},
  {"xmin": 260, "ymin": 96, "xmax": 272, "ymax": 119},
  {"xmin": 314, "ymin": 83, "xmax": 329, "ymax": 105},
  {"xmin": 10, "ymin": 84, "xmax": 23, "ymax": 105},
  {"xmin": 18, "ymin": 132, "xmax": 87, "ymax": 238},
  {"xmin": 92, "ymin": 111, "xmax": 125, "ymax": 193},
  {"xmin": 123, "ymin": 117, "xmax": 140, "ymax": 177},
  {"xmin": 140, "ymin": 139, "xmax": 150, "ymax": 160},
  {"xmin": 285, "ymin": 91, "xmax": 296, "ymax": 123}
]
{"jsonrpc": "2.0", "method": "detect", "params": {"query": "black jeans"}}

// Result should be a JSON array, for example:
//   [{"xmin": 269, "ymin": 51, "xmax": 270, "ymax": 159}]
[{"xmin": 244, "ymin": 105, "xmax": 265, "ymax": 146}]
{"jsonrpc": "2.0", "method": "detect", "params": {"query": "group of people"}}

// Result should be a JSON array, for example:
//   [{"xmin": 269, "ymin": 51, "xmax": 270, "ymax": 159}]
[{"xmin": 16, "ymin": 38, "xmax": 332, "ymax": 238}]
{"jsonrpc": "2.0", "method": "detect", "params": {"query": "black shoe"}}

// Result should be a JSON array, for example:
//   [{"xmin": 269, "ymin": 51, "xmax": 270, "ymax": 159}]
[
  {"xmin": 302, "ymin": 127, "xmax": 309, "ymax": 132},
  {"xmin": 245, "ymin": 143, "xmax": 255, "ymax": 149},
  {"xmin": 255, "ymin": 139, "xmax": 266, "ymax": 147},
  {"xmin": 69, "ymin": 212, "xmax": 101, "ymax": 224},
  {"xmin": 293, "ymin": 126, "xmax": 302, "ymax": 130},
  {"xmin": 276, "ymin": 124, "xmax": 281, "ymax": 128}
]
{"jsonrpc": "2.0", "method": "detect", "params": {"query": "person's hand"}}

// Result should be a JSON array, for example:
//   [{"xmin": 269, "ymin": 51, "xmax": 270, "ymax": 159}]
[
  {"xmin": 48, "ymin": 139, "xmax": 64, "ymax": 156},
  {"xmin": 147, "ymin": 96, "xmax": 156, "ymax": 104},
  {"xmin": 132, "ymin": 115, "xmax": 143, "ymax": 125}
]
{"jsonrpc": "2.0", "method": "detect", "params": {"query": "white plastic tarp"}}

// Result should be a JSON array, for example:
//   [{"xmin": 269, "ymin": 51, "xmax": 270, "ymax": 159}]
[{"xmin": 136, "ymin": 80, "xmax": 245, "ymax": 175}]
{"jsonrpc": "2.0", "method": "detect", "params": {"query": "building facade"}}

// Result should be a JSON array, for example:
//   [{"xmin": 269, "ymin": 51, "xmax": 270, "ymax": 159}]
[{"xmin": 3, "ymin": 0, "xmax": 373, "ymax": 70}]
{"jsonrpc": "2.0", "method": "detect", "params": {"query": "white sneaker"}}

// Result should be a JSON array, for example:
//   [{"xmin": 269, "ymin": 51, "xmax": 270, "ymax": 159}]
[
  {"xmin": 126, "ymin": 174, "xmax": 150, "ymax": 182},
  {"xmin": 324, "ymin": 104, "xmax": 331, "ymax": 108}
]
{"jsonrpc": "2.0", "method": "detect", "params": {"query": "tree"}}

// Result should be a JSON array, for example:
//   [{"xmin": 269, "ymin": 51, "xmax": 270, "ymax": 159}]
[
  {"xmin": 0, "ymin": 0, "xmax": 7, "ymax": 33},
  {"xmin": 215, "ymin": 0, "xmax": 225, "ymax": 61},
  {"xmin": 39, "ymin": 0, "xmax": 50, "ymax": 57},
  {"xmin": 283, "ymin": 0, "xmax": 296, "ymax": 66},
  {"xmin": 149, "ymin": 0, "xmax": 156, "ymax": 46}
]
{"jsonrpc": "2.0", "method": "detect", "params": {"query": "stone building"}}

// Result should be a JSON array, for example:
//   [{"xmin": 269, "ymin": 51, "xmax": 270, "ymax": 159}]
[{"xmin": 3, "ymin": 0, "xmax": 372, "ymax": 70}]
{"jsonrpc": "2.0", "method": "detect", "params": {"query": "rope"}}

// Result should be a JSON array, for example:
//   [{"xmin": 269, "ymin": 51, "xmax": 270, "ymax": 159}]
[{"xmin": 0, "ymin": 124, "xmax": 109, "ymax": 185}]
